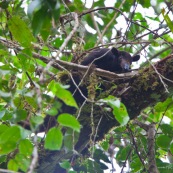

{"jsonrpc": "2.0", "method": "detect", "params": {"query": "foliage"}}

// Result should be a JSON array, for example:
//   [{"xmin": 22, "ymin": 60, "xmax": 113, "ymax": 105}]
[{"xmin": 0, "ymin": 0, "xmax": 173, "ymax": 173}]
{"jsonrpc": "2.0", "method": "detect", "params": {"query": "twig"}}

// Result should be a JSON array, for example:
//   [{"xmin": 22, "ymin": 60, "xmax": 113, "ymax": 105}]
[
  {"xmin": 96, "ymin": 0, "xmax": 126, "ymax": 46},
  {"xmin": 27, "ymin": 135, "xmax": 38, "ymax": 173},
  {"xmin": 90, "ymin": 102, "xmax": 95, "ymax": 158},
  {"xmin": 91, "ymin": 12, "xmax": 103, "ymax": 45},
  {"xmin": 93, "ymin": 114, "xmax": 103, "ymax": 149},
  {"xmin": 79, "ymin": 7, "xmax": 128, "ymax": 20},
  {"xmin": 127, "ymin": 126, "xmax": 148, "ymax": 171},
  {"xmin": 120, "ymin": 149, "xmax": 132, "ymax": 173},
  {"xmin": 141, "ymin": 46, "xmax": 171, "ymax": 67},
  {"xmin": 39, "ymin": 12, "xmax": 79, "ymax": 83},
  {"xmin": 0, "ymin": 169, "xmax": 21, "ymax": 173},
  {"xmin": 148, "ymin": 58, "xmax": 169, "ymax": 93},
  {"xmin": 155, "ymin": 102, "xmax": 173, "ymax": 138}
]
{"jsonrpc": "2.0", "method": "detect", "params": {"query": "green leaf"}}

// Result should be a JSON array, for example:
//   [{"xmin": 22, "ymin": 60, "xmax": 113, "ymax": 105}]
[
  {"xmin": 134, "ymin": 12, "xmax": 144, "ymax": 20},
  {"xmin": 87, "ymin": 159, "xmax": 104, "ymax": 172},
  {"xmin": 19, "ymin": 127, "xmax": 32, "ymax": 139},
  {"xmin": 14, "ymin": 154, "xmax": 30, "ymax": 172},
  {"xmin": 0, "ymin": 155, "xmax": 6, "ymax": 164},
  {"xmin": 162, "ymin": 9, "xmax": 173, "ymax": 33},
  {"xmin": 157, "ymin": 161, "xmax": 173, "ymax": 173},
  {"xmin": 46, "ymin": 100, "xmax": 62, "ymax": 116},
  {"xmin": 14, "ymin": 109, "xmax": 27, "ymax": 122},
  {"xmin": 102, "ymin": 96, "xmax": 129, "ymax": 126},
  {"xmin": 30, "ymin": 116, "xmax": 44, "ymax": 129},
  {"xmin": 0, "ymin": 126, "xmax": 21, "ymax": 144},
  {"xmin": 25, "ymin": 96, "xmax": 38, "ymax": 109},
  {"xmin": 64, "ymin": 129, "xmax": 79, "ymax": 150},
  {"xmin": 116, "ymin": 145, "xmax": 131, "ymax": 161},
  {"xmin": 44, "ymin": 127, "xmax": 63, "ymax": 150},
  {"xmin": 48, "ymin": 80, "xmax": 78, "ymax": 108},
  {"xmin": 170, "ymin": 142, "xmax": 173, "ymax": 156},
  {"xmin": 156, "ymin": 135, "xmax": 172, "ymax": 149},
  {"xmin": 19, "ymin": 139, "xmax": 33, "ymax": 156},
  {"xmin": 8, "ymin": 159, "xmax": 18, "ymax": 172},
  {"xmin": 40, "ymin": 14, "xmax": 52, "ymax": 41},
  {"xmin": 93, "ymin": 149, "xmax": 110, "ymax": 163},
  {"xmin": 0, "ymin": 110, "xmax": 5, "ymax": 119},
  {"xmin": 63, "ymin": 134, "xmax": 74, "ymax": 151},
  {"xmin": 74, "ymin": 0, "xmax": 84, "ymax": 12},
  {"xmin": 131, "ymin": 157, "xmax": 143, "ymax": 172},
  {"xmin": 46, "ymin": 107, "xmax": 58, "ymax": 116},
  {"xmin": 8, "ymin": 16, "xmax": 35, "ymax": 47},
  {"xmin": 31, "ymin": 8, "xmax": 46, "ymax": 36},
  {"xmin": 138, "ymin": 0, "xmax": 150, "ymax": 8},
  {"xmin": 154, "ymin": 98, "xmax": 173, "ymax": 112},
  {"xmin": 0, "ymin": 125, "xmax": 21, "ymax": 154},
  {"xmin": 100, "ymin": 140, "xmax": 109, "ymax": 151},
  {"xmin": 51, "ymin": 1, "xmax": 60, "ymax": 20},
  {"xmin": 57, "ymin": 113, "xmax": 81, "ymax": 132},
  {"xmin": 59, "ymin": 160, "xmax": 71, "ymax": 170},
  {"xmin": 0, "ymin": 124, "xmax": 9, "ymax": 136},
  {"xmin": 160, "ymin": 124, "xmax": 173, "ymax": 137},
  {"xmin": 52, "ymin": 38, "xmax": 64, "ymax": 48},
  {"xmin": 0, "ymin": 142, "xmax": 17, "ymax": 155},
  {"xmin": 113, "ymin": 104, "xmax": 129, "ymax": 126}
]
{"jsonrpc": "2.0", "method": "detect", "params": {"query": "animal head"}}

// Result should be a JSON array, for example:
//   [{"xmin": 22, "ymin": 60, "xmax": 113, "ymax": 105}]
[{"xmin": 111, "ymin": 47, "xmax": 140, "ymax": 72}]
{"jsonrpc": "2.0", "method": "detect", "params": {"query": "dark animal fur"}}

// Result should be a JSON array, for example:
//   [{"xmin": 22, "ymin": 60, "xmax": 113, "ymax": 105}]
[{"xmin": 81, "ymin": 47, "xmax": 140, "ymax": 73}]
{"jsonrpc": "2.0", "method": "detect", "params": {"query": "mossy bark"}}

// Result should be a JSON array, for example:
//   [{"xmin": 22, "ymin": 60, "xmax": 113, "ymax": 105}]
[{"xmin": 38, "ymin": 55, "xmax": 173, "ymax": 173}]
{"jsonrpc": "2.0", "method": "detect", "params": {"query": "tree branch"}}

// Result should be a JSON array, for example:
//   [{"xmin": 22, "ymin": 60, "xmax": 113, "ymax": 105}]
[{"xmin": 38, "ymin": 54, "xmax": 173, "ymax": 173}]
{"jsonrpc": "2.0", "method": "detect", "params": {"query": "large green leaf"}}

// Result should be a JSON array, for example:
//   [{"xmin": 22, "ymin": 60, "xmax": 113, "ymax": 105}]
[
  {"xmin": 44, "ymin": 127, "xmax": 63, "ymax": 150},
  {"xmin": 157, "ymin": 161, "xmax": 173, "ymax": 173},
  {"xmin": 48, "ymin": 80, "xmax": 78, "ymax": 108},
  {"xmin": 0, "ymin": 126, "xmax": 21, "ymax": 144},
  {"xmin": 8, "ymin": 16, "xmax": 35, "ymax": 47},
  {"xmin": 160, "ymin": 124, "xmax": 173, "ymax": 137},
  {"xmin": 0, "ymin": 126, "xmax": 21, "ymax": 154},
  {"xmin": 30, "ymin": 116, "xmax": 44, "ymax": 130},
  {"xmin": 156, "ymin": 135, "xmax": 172, "ymax": 149},
  {"xmin": 19, "ymin": 139, "xmax": 33, "ymax": 156},
  {"xmin": 113, "ymin": 104, "xmax": 129, "ymax": 126},
  {"xmin": 31, "ymin": 7, "xmax": 47, "ymax": 36},
  {"xmin": 170, "ymin": 142, "xmax": 173, "ymax": 156},
  {"xmin": 14, "ymin": 153, "xmax": 30, "ymax": 172},
  {"xmin": 57, "ymin": 113, "xmax": 81, "ymax": 132},
  {"xmin": 59, "ymin": 160, "xmax": 71, "ymax": 170},
  {"xmin": 8, "ymin": 159, "xmax": 18, "ymax": 172},
  {"xmin": 14, "ymin": 109, "xmax": 27, "ymax": 122},
  {"xmin": 116, "ymin": 145, "xmax": 131, "ymax": 161},
  {"xmin": 63, "ymin": 129, "xmax": 79, "ymax": 150},
  {"xmin": 155, "ymin": 97, "xmax": 173, "ymax": 112},
  {"xmin": 138, "ymin": 0, "xmax": 150, "ymax": 8},
  {"xmin": 162, "ymin": 9, "xmax": 173, "ymax": 33},
  {"xmin": 93, "ymin": 149, "xmax": 110, "ymax": 163},
  {"xmin": 0, "ymin": 142, "xmax": 17, "ymax": 155},
  {"xmin": 131, "ymin": 157, "xmax": 143, "ymax": 172},
  {"xmin": 101, "ymin": 96, "xmax": 129, "ymax": 126}
]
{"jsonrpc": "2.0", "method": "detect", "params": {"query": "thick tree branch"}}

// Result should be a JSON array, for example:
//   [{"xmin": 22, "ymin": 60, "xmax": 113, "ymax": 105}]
[{"xmin": 38, "ymin": 55, "xmax": 173, "ymax": 173}]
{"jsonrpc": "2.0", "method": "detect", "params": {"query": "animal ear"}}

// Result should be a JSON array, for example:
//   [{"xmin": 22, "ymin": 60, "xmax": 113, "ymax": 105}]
[
  {"xmin": 132, "ymin": 55, "xmax": 140, "ymax": 62},
  {"xmin": 111, "ymin": 47, "xmax": 119, "ymax": 56}
]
